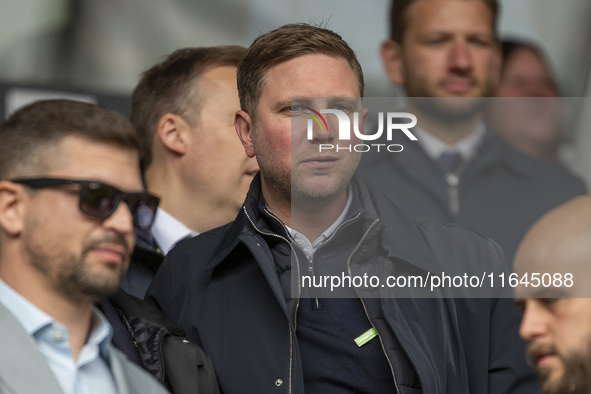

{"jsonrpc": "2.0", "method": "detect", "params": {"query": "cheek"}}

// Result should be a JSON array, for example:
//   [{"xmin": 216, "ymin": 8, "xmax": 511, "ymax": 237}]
[{"xmin": 408, "ymin": 49, "xmax": 440, "ymax": 73}]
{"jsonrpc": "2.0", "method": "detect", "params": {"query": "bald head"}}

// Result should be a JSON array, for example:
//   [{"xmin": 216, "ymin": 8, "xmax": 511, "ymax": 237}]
[
  {"xmin": 515, "ymin": 196, "xmax": 591, "ymax": 394},
  {"xmin": 514, "ymin": 196, "xmax": 591, "ymax": 297}
]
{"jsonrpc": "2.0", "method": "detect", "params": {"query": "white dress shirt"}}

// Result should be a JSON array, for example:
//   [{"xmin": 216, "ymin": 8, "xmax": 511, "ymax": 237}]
[
  {"xmin": 414, "ymin": 123, "xmax": 486, "ymax": 162},
  {"xmin": 151, "ymin": 208, "xmax": 198, "ymax": 255}
]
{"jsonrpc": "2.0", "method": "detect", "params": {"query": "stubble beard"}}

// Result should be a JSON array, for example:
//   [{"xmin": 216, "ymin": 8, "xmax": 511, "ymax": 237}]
[{"xmin": 27, "ymin": 234, "xmax": 129, "ymax": 303}]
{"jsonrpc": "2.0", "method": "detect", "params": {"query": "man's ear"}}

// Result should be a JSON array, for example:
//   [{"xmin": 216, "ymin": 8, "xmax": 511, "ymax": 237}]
[
  {"xmin": 235, "ymin": 110, "xmax": 256, "ymax": 158},
  {"xmin": 381, "ymin": 39, "xmax": 405, "ymax": 86},
  {"xmin": 0, "ymin": 181, "xmax": 25, "ymax": 237},
  {"xmin": 361, "ymin": 107, "xmax": 369, "ymax": 134},
  {"xmin": 156, "ymin": 113, "xmax": 190, "ymax": 156}
]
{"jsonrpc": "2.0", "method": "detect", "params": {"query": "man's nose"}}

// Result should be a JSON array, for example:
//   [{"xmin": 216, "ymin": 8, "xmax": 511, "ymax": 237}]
[
  {"xmin": 104, "ymin": 201, "xmax": 135, "ymax": 236},
  {"xmin": 308, "ymin": 117, "xmax": 335, "ymax": 143},
  {"xmin": 519, "ymin": 301, "xmax": 548, "ymax": 341},
  {"xmin": 449, "ymin": 40, "xmax": 473, "ymax": 73}
]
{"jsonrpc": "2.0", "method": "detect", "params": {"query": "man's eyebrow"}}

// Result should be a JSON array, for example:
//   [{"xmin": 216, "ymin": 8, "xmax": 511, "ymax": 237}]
[
  {"xmin": 272, "ymin": 99, "xmax": 297, "ymax": 112},
  {"xmin": 531, "ymin": 287, "xmax": 568, "ymax": 299}
]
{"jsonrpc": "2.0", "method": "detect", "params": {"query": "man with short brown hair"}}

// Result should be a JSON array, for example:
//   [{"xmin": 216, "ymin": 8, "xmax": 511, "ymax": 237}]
[
  {"xmin": 360, "ymin": 0, "xmax": 585, "ymax": 263},
  {"xmin": 126, "ymin": 46, "xmax": 259, "ymax": 297},
  {"xmin": 0, "ymin": 99, "xmax": 166, "ymax": 394},
  {"xmin": 148, "ymin": 23, "xmax": 539, "ymax": 394}
]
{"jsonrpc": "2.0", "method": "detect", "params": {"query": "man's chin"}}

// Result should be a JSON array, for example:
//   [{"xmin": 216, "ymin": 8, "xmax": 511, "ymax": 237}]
[
  {"xmin": 537, "ymin": 355, "xmax": 591, "ymax": 394},
  {"xmin": 409, "ymin": 96, "xmax": 486, "ymax": 122}
]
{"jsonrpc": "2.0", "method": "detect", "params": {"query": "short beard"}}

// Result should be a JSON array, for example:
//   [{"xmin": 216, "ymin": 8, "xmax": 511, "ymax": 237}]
[
  {"xmin": 28, "ymin": 233, "xmax": 128, "ymax": 302},
  {"xmin": 530, "ymin": 340, "xmax": 591, "ymax": 394}
]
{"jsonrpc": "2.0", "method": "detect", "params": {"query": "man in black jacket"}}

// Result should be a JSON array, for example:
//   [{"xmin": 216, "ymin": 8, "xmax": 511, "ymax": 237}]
[
  {"xmin": 124, "ymin": 46, "xmax": 259, "ymax": 298},
  {"xmin": 147, "ymin": 23, "xmax": 539, "ymax": 393}
]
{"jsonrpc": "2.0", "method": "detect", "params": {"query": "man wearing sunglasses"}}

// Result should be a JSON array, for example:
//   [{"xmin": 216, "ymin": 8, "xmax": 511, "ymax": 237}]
[{"xmin": 0, "ymin": 99, "xmax": 166, "ymax": 393}]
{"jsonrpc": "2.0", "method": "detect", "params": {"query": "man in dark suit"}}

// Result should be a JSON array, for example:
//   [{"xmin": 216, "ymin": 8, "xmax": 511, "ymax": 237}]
[
  {"xmin": 125, "ymin": 46, "xmax": 258, "ymax": 298},
  {"xmin": 0, "ymin": 99, "xmax": 167, "ymax": 394},
  {"xmin": 359, "ymin": 0, "xmax": 585, "ymax": 263},
  {"xmin": 147, "ymin": 23, "xmax": 539, "ymax": 394}
]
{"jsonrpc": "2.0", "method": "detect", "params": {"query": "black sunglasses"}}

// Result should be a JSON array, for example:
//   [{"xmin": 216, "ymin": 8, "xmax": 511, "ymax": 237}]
[{"xmin": 11, "ymin": 177, "xmax": 160, "ymax": 231}]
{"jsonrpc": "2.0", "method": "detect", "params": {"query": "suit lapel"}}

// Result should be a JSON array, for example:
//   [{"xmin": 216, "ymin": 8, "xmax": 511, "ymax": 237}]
[
  {"xmin": 109, "ymin": 348, "xmax": 131, "ymax": 394},
  {"xmin": 108, "ymin": 346, "xmax": 168, "ymax": 394},
  {"xmin": 0, "ymin": 302, "xmax": 63, "ymax": 394}
]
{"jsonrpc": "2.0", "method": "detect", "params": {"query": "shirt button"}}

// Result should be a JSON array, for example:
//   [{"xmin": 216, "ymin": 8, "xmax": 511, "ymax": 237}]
[
  {"xmin": 275, "ymin": 379, "xmax": 283, "ymax": 387},
  {"xmin": 446, "ymin": 174, "xmax": 459, "ymax": 187},
  {"xmin": 54, "ymin": 330, "xmax": 64, "ymax": 340}
]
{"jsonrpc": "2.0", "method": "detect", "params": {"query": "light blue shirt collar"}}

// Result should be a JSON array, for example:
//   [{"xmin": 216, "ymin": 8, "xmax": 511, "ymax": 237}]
[
  {"xmin": 0, "ymin": 278, "xmax": 112, "ymax": 359},
  {"xmin": 0, "ymin": 277, "xmax": 52, "ymax": 335},
  {"xmin": 0, "ymin": 278, "xmax": 116, "ymax": 394}
]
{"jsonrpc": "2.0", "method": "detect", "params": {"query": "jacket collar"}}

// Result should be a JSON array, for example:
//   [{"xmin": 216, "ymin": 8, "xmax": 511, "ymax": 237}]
[
  {"xmin": 206, "ymin": 174, "xmax": 266, "ymax": 270},
  {"xmin": 207, "ymin": 172, "xmax": 447, "ymax": 275},
  {"xmin": 350, "ymin": 175, "xmax": 442, "ymax": 274}
]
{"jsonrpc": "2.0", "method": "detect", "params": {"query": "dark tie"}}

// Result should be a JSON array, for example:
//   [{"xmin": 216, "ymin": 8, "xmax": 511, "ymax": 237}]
[{"xmin": 439, "ymin": 152, "xmax": 462, "ymax": 173}]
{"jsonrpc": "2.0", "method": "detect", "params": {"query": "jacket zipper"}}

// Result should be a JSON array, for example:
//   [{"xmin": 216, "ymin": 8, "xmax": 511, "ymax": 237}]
[
  {"xmin": 346, "ymin": 218, "xmax": 402, "ymax": 394},
  {"xmin": 158, "ymin": 330, "xmax": 170, "ymax": 384},
  {"xmin": 308, "ymin": 212, "xmax": 362, "ymax": 308},
  {"xmin": 243, "ymin": 206, "xmax": 300, "ymax": 394}
]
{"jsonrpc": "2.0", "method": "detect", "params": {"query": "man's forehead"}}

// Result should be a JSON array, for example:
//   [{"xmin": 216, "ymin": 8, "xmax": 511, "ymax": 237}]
[
  {"xmin": 261, "ymin": 55, "xmax": 361, "ymax": 96},
  {"xmin": 404, "ymin": 0, "xmax": 494, "ymax": 34},
  {"xmin": 50, "ymin": 135, "xmax": 143, "ymax": 190}
]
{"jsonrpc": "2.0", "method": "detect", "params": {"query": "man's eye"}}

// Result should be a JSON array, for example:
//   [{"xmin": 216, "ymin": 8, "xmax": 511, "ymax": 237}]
[
  {"xmin": 333, "ymin": 105, "xmax": 352, "ymax": 112},
  {"xmin": 424, "ymin": 38, "xmax": 446, "ymax": 47},
  {"xmin": 470, "ymin": 38, "xmax": 493, "ymax": 48},
  {"xmin": 289, "ymin": 106, "xmax": 306, "ymax": 114},
  {"xmin": 539, "ymin": 298, "xmax": 561, "ymax": 309}
]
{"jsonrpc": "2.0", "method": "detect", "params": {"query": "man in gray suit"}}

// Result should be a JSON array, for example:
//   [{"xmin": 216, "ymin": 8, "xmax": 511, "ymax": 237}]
[{"xmin": 0, "ymin": 99, "xmax": 167, "ymax": 394}]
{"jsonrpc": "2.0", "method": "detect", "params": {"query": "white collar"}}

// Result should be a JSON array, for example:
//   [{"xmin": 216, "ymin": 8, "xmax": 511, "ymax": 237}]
[
  {"xmin": 415, "ymin": 123, "xmax": 486, "ymax": 161},
  {"xmin": 286, "ymin": 189, "xmax": 353, "ymax": 258}
]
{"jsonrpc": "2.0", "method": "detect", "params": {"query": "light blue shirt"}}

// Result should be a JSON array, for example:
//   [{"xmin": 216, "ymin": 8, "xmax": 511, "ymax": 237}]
[{"xmin": 0, "ymin": 279, "xmax": 117, "ymax": 394}]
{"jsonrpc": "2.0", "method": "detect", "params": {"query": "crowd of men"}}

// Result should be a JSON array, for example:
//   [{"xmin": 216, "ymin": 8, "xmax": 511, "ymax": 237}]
[{"xmin": 0, "ymin": 1, "xmax": 589, "ymax": 394}]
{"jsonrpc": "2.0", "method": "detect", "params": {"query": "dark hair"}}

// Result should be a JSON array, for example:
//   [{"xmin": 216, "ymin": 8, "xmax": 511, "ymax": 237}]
[
  {"xmin": 501, "ymin": 39, "xmax": 549, "ymax": 72},
  {"xmin": 389, "ymin": 0, "xmax": 499, "ymax": 43},
  {"xmin": 237, "ymin": 23, "xmax": 364, "ymax": 119},
  {"xmin": 131, "ymin": 46, "xmax": 247, "ymax": 168},
  {"xmin": 499, "ymin": 38, "xmax": 559, "ymax": 95},
  {"xmin": 0, "ymin": 99, "xmax": 138, "ymax": 180}
]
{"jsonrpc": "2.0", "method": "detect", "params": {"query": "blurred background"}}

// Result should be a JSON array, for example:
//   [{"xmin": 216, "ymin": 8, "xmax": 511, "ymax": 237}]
[{"xmin": 1, "ymin": 0, "xmax": 591, "ymax": 184}]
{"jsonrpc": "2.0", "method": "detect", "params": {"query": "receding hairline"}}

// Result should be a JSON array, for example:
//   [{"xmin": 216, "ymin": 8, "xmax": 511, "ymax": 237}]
[{"xmin": 184, "ymin": 64, "xmax": 240, "ymax": 126}]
